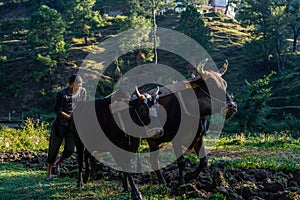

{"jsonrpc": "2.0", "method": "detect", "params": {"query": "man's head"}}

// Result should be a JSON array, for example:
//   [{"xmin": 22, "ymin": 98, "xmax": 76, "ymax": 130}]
[{"xmin": 69, "ymin": 74, "xmax": 83, "ymax": 94}]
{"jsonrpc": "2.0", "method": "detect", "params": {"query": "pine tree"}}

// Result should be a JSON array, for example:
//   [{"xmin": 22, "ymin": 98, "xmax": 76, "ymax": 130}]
[
  {"xmin": 27, "ymin": 5, "xmax": 67, "ymax": 58},
  {"xmin": 65, "ymin": 0, "xmax": 96, "ymax": 45},
  {"xmin": 176, "ymin": 4, "xmax": 210, "ymax": 51}
]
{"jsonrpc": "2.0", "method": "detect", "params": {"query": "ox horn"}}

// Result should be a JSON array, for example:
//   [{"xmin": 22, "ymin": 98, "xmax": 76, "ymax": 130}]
[
  {"xmin": 135, "ymin": 86, "xmax": 143, "ymax": 98},
  {"xmin": 218, "ymin": 59, "xmax": 228, "ymax": 76},
  {"xmin": 197, "ymin": 58, "xmax": 209, "ymax": 76},
  {"xmin": 153, "ymin": 86, "xmax": 159, "ymax": 96}
]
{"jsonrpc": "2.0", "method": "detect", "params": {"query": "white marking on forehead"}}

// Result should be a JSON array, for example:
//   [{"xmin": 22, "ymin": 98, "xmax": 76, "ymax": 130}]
[
  {"xmin": 144, "ymin": 93, "xmax": 151, "ymax": 99},
  {"xmin": 149, "ymin": 107, "xmax": 158, "ymax": 117}
]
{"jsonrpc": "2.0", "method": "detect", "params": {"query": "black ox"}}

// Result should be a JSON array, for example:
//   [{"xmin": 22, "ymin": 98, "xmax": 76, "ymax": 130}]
[
  {"xmin": 68, "ymin": 87, "xmax": 163, "ymax": 200},
  {"xmin": 145, "ymin": 58, "xmax": 237, "ymax": 185}
]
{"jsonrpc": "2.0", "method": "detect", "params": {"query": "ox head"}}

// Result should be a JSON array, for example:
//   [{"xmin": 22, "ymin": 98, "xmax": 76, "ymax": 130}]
[
  {"xmin": 191, "ymin": 58, "xmax": 237, "ymax": 119},
  {"xmin": 130, "ymin": 86, "xmax": 164, "ymax": 138}
]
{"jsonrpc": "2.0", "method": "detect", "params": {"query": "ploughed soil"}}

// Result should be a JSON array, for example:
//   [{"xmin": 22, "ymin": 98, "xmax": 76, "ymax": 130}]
[{"xmin": 1, "ymin": 149, "xmax": 299, "ymax": 200}]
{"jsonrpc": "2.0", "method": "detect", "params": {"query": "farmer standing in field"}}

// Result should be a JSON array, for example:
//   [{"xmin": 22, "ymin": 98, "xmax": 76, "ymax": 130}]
[{"xmin": 46, "ymin": 74, "xmax": 87, "ymax": 180}]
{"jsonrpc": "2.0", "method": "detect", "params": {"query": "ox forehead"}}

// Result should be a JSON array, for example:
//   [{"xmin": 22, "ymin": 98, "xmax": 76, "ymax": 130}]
[{"xmin": 196, "ymin": 58, "xmax": 228, "ymax": 90}]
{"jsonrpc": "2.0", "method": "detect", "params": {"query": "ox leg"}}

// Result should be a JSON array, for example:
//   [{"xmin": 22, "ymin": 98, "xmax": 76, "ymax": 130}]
[
  {"xmin": 186, "ymin": 140, "xmax": 208, "ymax": 180},
  {"xmin": 113, "ymin": 154, "xmax": 142, "ymax": 200},
  {"xmin": 194, "ymin": 143, "xmax": 208, "ymax": 176},
  {"xmin": 121, "ymin": 172, "xmax": 129, "ymax": 192},
  {"xmin": 173, "ymin": 145, "xmax": 186, "ymax": 185},
  {"xmin": 150, "ymin": 145, "xmax": 167, "ymax": 185},
  {"xmin": 83, "ymin": 150, "xmax": 91, "ymax": 184},
  {"xmin": 127, "ymin": 173, "xmax": 142, "ymax": 200},
  {"xmin": 76, "ymin": 145, "xmax": 84, "ymax": 188},
  {"xmin": 186, "ymin": 119, "xmax": 208, "ymax": 180},
  {"xmin": 136, "ymin": 152, "xmax": 142, "ymax": 173}
]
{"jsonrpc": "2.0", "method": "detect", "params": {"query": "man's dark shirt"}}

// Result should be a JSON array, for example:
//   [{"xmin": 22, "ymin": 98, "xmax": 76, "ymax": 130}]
[{"xmin": 55, "ymin": 86, "xmax": 87, "ymax": 125}]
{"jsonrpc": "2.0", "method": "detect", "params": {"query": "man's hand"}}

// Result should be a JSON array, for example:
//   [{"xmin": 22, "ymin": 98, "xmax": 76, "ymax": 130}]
[{"xmin": 61, "ymin": 111, "xmax": 71, "ymax": 120}]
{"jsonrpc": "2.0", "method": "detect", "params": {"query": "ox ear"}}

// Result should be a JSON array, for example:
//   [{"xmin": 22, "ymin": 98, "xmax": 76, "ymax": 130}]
[
  {"xmin": 197, "ymin": 58, "xmax": 209, "ymax": 77},
  {"xmin": 218, "ymin": 59, "xmax": 228, "ymax": 76}
]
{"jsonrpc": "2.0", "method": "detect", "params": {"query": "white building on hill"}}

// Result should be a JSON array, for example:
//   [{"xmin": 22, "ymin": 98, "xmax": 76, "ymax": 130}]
[{"xmin": 197, "ymin": 0, "xmax": 237, "ymax": 18}]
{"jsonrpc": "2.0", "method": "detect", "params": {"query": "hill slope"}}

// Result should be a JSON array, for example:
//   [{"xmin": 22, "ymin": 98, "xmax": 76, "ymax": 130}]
[{"xmin": 1, "ymin": 9, "xmax": 298, "ymax": 120}]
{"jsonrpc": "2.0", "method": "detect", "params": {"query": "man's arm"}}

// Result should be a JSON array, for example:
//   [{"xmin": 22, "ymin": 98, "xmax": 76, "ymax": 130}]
[
  {"xmin": 82, "ymin": 88, "xmax": 87, "ymax": 101},
  {"xmin": 55, "ymin": 91, "xmax": 71, "ymax": 120}
]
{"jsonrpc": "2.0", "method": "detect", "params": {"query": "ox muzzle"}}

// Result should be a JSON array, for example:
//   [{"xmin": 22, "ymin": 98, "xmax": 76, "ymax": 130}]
[
  {"xmin": 145, "ymin": 106, "xmax": 164, "ymax": 138},
  {"xmin": 222, "ymin": 101, "xmax": 237, "ymax": 119}
]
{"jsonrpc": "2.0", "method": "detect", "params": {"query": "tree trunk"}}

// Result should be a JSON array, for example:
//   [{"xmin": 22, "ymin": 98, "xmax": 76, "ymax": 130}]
[
  {"xmin": 225, "ymin": 2, "xmax": 229, "ymax": 15},
  {"xmin": 84, "ymin": 36, "xmax": 88, "ymax": 46},
  {"xmin": 152, "ymin": 0, "xmax": 158, "ymax": 64},
  {"xmin": 293, "ymin": 29, "xmax": 298, "ymax": 52}
]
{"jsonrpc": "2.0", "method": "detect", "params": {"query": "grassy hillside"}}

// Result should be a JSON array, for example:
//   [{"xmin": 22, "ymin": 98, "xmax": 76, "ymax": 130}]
[
  {"xmin": 0, "ymin": 4, "xmax": 299, "ymax": 122},
  {"xmin": 204, "ymin": 12, "xmax": 253, "ymax": 92}
]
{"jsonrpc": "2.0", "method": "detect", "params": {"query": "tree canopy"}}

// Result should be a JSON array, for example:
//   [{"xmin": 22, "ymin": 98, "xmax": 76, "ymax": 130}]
[
  {"xmin": 177, "ymin": 4, "xmax": 210, "ymax": 51},
  {"xmin": 237, "ymin": 0, "xmax": 299, "ymax": 72},
  {"xmin": 27, "ymin": 5, "xmax": 66, "ymax": 58}
]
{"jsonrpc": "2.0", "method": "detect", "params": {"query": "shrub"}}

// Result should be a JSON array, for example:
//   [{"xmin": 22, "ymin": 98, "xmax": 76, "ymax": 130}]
[
  {"xmin": 224, "ymin": 72, "xmax": 275, "ymax": 133},
  {"xmin": 0, "ymin": 119, "xmax": 49, "ymax": 151}
]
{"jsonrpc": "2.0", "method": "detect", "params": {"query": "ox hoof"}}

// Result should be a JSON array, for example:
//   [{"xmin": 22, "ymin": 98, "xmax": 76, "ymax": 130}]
[{"xmin": 131, "ymin": 191, "xmax": 143, "ymax": 200}]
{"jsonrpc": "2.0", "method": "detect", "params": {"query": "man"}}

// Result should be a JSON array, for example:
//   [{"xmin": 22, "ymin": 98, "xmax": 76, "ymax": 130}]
[{"xmin": 46, "ymin": 74, "xmax": 87, "ymax": 180}]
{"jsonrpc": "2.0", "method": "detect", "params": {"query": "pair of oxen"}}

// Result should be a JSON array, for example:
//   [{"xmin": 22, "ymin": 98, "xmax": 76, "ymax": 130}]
[{"xmin": 68, "ymin": 59, "xmax": 237, "ymax": 200}]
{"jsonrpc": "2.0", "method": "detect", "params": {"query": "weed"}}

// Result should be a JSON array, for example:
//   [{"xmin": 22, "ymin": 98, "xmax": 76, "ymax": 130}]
[{"xmin": 0, "ymin": 118, "xmax": 49, "ymax": 151}]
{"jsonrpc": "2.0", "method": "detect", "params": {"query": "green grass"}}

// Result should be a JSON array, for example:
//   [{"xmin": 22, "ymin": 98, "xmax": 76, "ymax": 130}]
[
  {"xmin": 0, "ymin": 162, "xmax": 174, "ymax": 199},
  {"xmin": 215, "ymin": 133, "xmax": 300, "ymax": 152},
  {"xmin": 0, "ymin": 159, "xmax": 228, "ymax": 199},
  {"xmin": 208, "ymin": 132, "xmax": 300, "ymax": 171},
  {"xmin": 0, "ymin": 162, "xmax": 74, "ymax": 199},
  {"xmin": 1, "ymin": 124, "xmax": 300, "ymax": 198},
  {"xmin": 0, "ymin": 162, "xmax": 131, "ymax": 199},
  {"xmin": 210, "ymin": 154, "xmax": 299, "ymax": 171}
]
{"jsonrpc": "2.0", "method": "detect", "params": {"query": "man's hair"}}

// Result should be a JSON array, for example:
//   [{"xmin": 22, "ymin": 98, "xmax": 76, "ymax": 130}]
[{"xmin": 69, "ymin": 74, "xmax": 83, "ymax": 84}]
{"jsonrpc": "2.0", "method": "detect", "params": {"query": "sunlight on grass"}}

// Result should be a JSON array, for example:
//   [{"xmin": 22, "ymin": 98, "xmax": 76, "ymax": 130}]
[
  {"xmin": 71, "ymin": 37, "xmax": 85, "ymax": 44},
  {"xmin": 215, "ymin": 132, "xmax": 300, "ymax": 152},
  {"xmin": 0, "ymin": 162, "xmax": 133, "ymax": 199},
  {"xmin": 0, "ymin": 163, "xmax": 79, "ymax": 199}
]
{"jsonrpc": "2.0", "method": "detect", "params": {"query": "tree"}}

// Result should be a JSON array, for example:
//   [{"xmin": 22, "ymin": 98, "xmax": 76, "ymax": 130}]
[
  {"xmin": 225, "ymin": 72, "xmax": 275, "ymax": 132},
  {"xmin": 237, "ymin": 0, "xmax": 291, "ymax": 72},
  {"xmin": 286, "ymin": 0, "xmax": 300, "ymax": 52},
  {"xmin": 120, "ymin": 12, "xmax": 153, "ymax": 60},
  {"xmin": 65, "ymin": 0, "xmax": 96, "ymax": 45},
  {"xmin": 129, "ymin": 0, "xmax": 175, "ymax": 17},
  {"xmin": 129, "ymin": 0, "xmax": 176, "ymax": 63},
  {"xmin": 186, "ymin": 0, "xmax": 206, "ymax": 6},
  {"xmin": 176, "ymin": 4, "xmax": 210, "ymax": 51},
  {"xmin": 39, "ymin": 0, "xmax": 67, "ymax": 14},
  {"xmin": 27, "ymin": 5, "xmax": 67, "ymax": 58}
]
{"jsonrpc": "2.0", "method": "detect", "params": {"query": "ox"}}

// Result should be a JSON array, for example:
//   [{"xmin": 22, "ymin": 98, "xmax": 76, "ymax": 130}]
[
  {"xmin": 145, "ymin": 58, "xmax": 237, "ymax": 185},
  {"xmin": 68, "ymin": 87, "xmax": 163, "ymax": 200}
]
